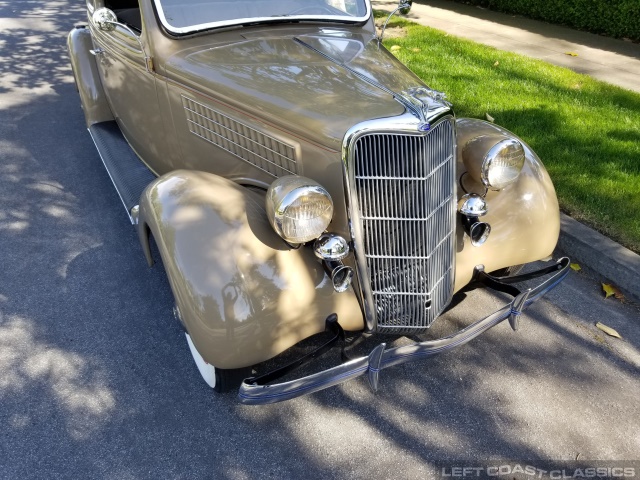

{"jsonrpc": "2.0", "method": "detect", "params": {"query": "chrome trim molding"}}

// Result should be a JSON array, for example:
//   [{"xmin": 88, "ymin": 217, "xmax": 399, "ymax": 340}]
[
  {"xmin": 343, "ymin": 115, "xmax": 457, "ymax": 333},
  {"xmin": 238, "ymin": 257, "xmax": 571, "ymax": 404},
  {"xmin": 152, "ymin": 0, "xmax": 372, "ymax": 35},
  {"xmin": 182, "ymin": 95, "xmax": 298, "ymax": 178}
]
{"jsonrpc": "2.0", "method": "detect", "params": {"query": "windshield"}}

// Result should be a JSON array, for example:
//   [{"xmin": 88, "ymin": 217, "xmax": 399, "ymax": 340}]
[{"xmin": 154, "ymin": 0, "xmax": 371, "ymax": 35}]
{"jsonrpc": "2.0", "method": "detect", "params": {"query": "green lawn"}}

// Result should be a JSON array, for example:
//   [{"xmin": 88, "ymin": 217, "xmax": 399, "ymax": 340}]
[{"xmin": 379, "ymin": 15, "xmax": 640, "ymax": 253}]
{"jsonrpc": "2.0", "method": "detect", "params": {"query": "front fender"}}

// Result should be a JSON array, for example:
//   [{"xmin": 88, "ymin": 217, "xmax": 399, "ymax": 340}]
[
  {"xmin": 137, "ymin": 170, "xmax": 364, "ymax": 369},
  {"xmin": 453, "ymin": 118, "xmax": 560, "ymax": 290}
]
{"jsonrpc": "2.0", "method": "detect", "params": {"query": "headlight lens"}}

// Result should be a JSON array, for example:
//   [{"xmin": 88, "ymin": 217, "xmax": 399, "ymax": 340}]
[
  {"xmin": 481, "ymin": 138, "xmax": 525, "ymax": 190},
  {"xmin": 266, "ymin": 176, "xmax": 333, "ymax": 243}
]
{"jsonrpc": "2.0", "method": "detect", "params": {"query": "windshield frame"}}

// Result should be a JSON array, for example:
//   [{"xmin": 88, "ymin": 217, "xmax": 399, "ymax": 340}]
[{"xmin": 151, "ymin": 0, "xmax": 372, "ymax": 35}]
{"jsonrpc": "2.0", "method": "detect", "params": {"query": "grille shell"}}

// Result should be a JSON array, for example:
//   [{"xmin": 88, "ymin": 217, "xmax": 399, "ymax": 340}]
[{"xmin": 346, "ymin": 118, "xmax": 456, "ymax": 334}]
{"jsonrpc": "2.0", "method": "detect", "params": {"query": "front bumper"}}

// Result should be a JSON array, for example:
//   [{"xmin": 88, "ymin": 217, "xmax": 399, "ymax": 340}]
[{"xmin": 238, "ymin": 257, "xmax": 571, "ymax": 405}]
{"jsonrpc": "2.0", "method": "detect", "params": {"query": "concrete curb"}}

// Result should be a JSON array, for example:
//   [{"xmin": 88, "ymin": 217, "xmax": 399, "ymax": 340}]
[{"xmin": 559, "ymin": 213, "xmax": 640, "ymax": 302}]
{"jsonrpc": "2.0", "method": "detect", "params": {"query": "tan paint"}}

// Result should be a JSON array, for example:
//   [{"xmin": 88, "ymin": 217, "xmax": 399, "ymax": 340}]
[
  {"xmin": 72, "ymin": 1, "xmax": 562, "ymax": 369},
  {"xmin": 452, "ymin": 118, "xmax": 560, "ymax": 290},
  {"xmin": 88, "ymin": 17, "xmax": 172, "ymax": 172},
  {"xmin": 67, "ymin": 26, "xmax": 114, "ymax": 126},
  {"xmin": 163, "ymin": 32, "xmax": 412, "ymax": 152},
  {"xmin": 138, "ymin": 170, "xmax": 363, "ymax": 369}
]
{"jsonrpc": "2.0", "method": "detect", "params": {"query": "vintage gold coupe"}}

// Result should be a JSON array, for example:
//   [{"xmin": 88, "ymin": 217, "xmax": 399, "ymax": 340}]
[{"xmin": 68, "ymin": 0, "xmax": 570, "ymax": 404}]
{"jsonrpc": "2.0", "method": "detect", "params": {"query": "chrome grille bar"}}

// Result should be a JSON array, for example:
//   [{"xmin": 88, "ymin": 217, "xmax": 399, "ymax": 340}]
[{"xmin": 347, "ymin": 118, "xmax": 456, "ymax": 334}]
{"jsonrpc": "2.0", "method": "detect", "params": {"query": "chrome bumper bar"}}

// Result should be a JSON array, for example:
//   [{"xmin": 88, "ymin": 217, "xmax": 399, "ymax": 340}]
[{"xmin": 238, "ymin": 257, "xmax": 571, "ymax": 405}]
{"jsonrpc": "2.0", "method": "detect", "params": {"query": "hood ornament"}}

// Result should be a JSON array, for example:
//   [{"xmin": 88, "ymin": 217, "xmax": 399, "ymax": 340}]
[{"xmin": 397, "ymin": 86, "xmax": 450, "ymax": 131}]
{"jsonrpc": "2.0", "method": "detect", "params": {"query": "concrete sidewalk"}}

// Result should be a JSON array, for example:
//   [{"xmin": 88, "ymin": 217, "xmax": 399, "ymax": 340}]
[
  {"xmin": 372, "ymin": 0, "xmax": 640, "ymax": 302},
  {"xmin": 373, "ymin": 0, "xmax": 640, "ymax": 93}
]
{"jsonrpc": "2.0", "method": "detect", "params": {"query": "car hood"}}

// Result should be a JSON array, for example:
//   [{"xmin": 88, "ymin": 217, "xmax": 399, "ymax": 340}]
[{"xmin": 164, "ymin": 31, "xmax": 429, "ymax": 150}]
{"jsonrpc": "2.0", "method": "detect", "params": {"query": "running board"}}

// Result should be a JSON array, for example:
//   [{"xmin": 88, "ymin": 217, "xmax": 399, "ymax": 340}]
[{"xmin": 89, "ymin": 121, "xmax": 156, "ymax": 224}]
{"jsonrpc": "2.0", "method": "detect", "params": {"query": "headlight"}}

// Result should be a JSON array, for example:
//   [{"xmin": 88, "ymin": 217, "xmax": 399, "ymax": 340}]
[
  {"xmin": 482, "ymin": 138, "xmax": 525, "ymax": 190},
  {"xmin": 266, "ymin": 176, "xmax": 333, "ymax": 243},
  {"xmin": 463, "ymin": 136, "xmax": 525, "ymax": 190}
]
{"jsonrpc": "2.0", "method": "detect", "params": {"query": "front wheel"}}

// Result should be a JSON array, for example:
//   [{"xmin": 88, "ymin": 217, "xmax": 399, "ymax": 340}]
[{"xmin": 185, "ymin": 333, "xmax": 252, "ymax": 393}]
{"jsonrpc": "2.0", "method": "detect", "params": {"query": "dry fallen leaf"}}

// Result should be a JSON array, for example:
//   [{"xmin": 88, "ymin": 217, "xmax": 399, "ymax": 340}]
[
  {"xmin": 596, "ymin": 322, "xmax": 622, "ymax": 339},
  {"xmin": 565, "ymin": 52, "xmax": 578, "ymax": 56},
  {"xmin": 493, "ymin": 60, "xmax": 499, "ymax": 66},
  {"xmin": 390, "ymin": 45, "xmax": 401, "ymax": 52},
  {"xmin": 602, "ymin": 283, "xmax": 624, "ymax": 300},
  {"xmin": 570, "ymin": 263, "xmax": 581, "ymax": 271},
  {"xmin": 485, "ymin": 113, "xmax": 495, "ymax": 122}
]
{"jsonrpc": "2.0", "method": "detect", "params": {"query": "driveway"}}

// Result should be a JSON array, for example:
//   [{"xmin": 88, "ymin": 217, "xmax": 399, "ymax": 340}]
[{"xmin": 1, "ymin": 2, "xmax": 638, "ymax": 478}]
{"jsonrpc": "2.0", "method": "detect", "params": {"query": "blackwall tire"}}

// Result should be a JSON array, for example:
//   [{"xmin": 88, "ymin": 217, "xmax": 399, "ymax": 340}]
[{"xmin": 213, "ymin": 366, "xmax": 254, "ymax": 394}]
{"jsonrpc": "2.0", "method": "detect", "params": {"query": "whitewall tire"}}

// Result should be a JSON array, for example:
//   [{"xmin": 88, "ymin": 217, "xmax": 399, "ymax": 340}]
[
  {"xmin": 185, "ymin": 333, "xmax": 217, "ymax": 389},
  {"xmin": 184, "ymin": 332, "xmax": 254, "ymax": 393}
]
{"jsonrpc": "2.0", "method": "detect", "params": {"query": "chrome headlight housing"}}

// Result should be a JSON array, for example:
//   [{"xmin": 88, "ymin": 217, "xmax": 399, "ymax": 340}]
[
  {"xmin": 266, "ymin": 176, "xmax": 333, "ymax": 244},
  {"xmin": 481, "ymin": 138, "xmax": 525, "ymax": 190},
  {"xmin": 463, "ymin": 136, "xmax": 526, "ymax": 190}
]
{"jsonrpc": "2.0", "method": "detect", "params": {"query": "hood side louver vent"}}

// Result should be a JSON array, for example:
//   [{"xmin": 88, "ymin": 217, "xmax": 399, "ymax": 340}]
[{"xmin": 182, "ymin": 95, "xmax": 298, "ymax": 177}]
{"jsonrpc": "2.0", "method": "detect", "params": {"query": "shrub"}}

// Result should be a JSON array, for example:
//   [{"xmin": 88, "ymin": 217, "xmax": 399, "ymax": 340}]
[{"xmin": 451, "ymin": 0, "xmax": 640, "ymax": 42}]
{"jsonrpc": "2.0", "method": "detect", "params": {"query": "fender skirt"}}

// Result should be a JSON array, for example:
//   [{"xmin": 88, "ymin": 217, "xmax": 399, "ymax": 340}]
[{"xmin": 137, "ymin": 170, "xmax": 364, "ymax": 369}]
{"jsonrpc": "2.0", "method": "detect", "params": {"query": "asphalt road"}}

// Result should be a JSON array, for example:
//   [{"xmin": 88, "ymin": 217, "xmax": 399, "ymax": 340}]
[{"xmin": 1, "ymin": 2, "xmax": 639, "ymax": 479}]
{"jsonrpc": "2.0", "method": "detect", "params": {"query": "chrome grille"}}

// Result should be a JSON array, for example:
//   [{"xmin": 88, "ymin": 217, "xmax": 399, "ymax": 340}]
[
  {"xmin": 349, "ymin": 119, "xmax": 456, "ymax": 334},
  {"xmin": 182, "ymin": 95, "xmax": 298, "ymax": 177}
]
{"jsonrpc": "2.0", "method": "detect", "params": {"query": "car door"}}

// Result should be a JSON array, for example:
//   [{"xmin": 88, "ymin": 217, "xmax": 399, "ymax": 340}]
[{"xmin": 89, "ymin": 5, "xmax": 169, "ymax": 173}]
